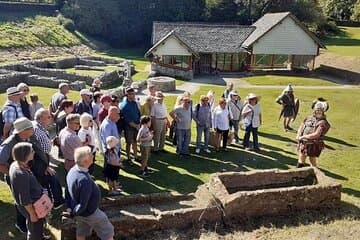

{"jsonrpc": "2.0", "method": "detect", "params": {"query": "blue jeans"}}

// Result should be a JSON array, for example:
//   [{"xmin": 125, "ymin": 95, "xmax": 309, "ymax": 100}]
[
  {"xmin": 196, "ymin": 126, "xmax": 210, "ymax": 149},
  {"xmin": 243, "ymin": 124, "xmax": 259, "ymax": 149},
  {"xmin": 176, "ymin": 129, "xmax": 191, "ymax": 155},
  {"xmin": 230, "ymin": 119, "xmax": 240, "ymax": 141}
]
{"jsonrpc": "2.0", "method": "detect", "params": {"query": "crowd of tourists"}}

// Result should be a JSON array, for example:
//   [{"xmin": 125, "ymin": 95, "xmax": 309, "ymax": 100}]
[{"xmin": 0, "ymin": 80, "xmax": 330, "ymax": 239}]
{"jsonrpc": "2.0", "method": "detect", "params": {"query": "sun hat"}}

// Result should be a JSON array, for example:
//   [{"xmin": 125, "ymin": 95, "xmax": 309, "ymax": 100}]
[
  {"xmin": 80, "ymin": 89, "xmax": 93, "ymax": 96},
  {"xmin": 100, "ymin": 94, "xmax": 112, "ymax": 104},
  {"xmin": 284, "ymin": 84, "xmax": 293, "ymax": 92},
  {"xmin": 229, "ymin": 90, "xmax": 238, "ymax": 96},
  {"xmin": 154, "ymin": 91, "xmax": 165, "ymax": 99},
  {"xmin": 313, "ymin": 101, "xmax": 327, "ymax": 112},
  {"xmin": 246, "ymin": 93, "xmax": 260, "ymax": 101},
  {"xmin": 13, "ymin": 117, "xmax": 33, "ymax": 134},
  {"xmin": 58, "ymin": 83, "xmax": 69, "ymax": 89},
  {"xmin": 106, "ymin": 136, "xmax": 120, "ymax": 149},
  {"xmin": 7, "ymin": 87, "xmax": 22, "ymax": 97},
  {"xmin": 125, "ymin": 87, "xmax": 135, "ymax": 94}
]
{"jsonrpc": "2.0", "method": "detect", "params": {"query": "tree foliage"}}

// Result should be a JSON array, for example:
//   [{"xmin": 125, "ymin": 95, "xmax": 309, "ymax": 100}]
[
  {"xmin": 320, "ymin": 0, "xmax": 356, "ymax": 21},
  {"xmin": 61, "ymin": 0, "xmax": 336, "ymax": 47}
]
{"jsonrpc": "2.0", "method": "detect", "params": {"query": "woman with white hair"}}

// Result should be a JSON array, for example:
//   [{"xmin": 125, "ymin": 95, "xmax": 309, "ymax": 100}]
[
  {"xmin": 296, "ymin": 101, "xmax": 330, "ymax": 168},
  {"xmin": 78, "ymin": 113, "xmax": 96, "ymax": 174}
]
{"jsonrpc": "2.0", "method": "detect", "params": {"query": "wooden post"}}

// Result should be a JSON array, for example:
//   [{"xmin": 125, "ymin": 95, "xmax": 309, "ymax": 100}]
[{"xmin": 312, "ymin": 55, "xmax": 316, "ymax": 70}]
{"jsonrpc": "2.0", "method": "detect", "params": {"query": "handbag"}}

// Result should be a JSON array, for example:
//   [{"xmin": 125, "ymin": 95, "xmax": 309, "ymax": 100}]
[{"xmin": 33, "ymin": 193, "xmax": 53, "ymax": 218}]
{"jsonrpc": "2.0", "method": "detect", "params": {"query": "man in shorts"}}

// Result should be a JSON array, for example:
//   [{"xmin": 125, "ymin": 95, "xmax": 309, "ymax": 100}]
[
  {"xmin": 120, "ymin": 88, "xmax": 141, "ymax": 165},
  {"xmin": 67, "ymin": 146, "xmax": 114, "ymax": 240}
]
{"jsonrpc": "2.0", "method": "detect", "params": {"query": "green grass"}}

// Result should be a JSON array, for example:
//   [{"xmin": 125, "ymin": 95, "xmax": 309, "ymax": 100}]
[
  {"xmin": 243, "ymin": 75, "xmax": 338, "ymax": 86},
  {"xmin": 325, "ymin": 27, "xmax": 360, "ymax": 56},
  {"xmin": 1, "ymin": 83, "xmax": 359, "ymax": 239},
  {"xmin": 0, "ymin": 16, "xmax": 83, "ymax": 48}
]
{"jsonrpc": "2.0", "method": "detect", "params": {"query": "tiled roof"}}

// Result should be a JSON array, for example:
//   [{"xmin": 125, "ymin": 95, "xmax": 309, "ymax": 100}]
[{"xmin": 152, "ymin": 22, "xmax": 255, "ymax": 53}]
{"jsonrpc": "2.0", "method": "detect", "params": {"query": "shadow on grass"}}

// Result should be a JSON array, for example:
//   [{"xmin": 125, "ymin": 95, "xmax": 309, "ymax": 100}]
[
  {"xmin": 342, "ymin": 188, "xmax": 360, "ymax": 198},
  {"xmin": 323, "ymin": 136, "xmax": 358, "ymax": 147}
]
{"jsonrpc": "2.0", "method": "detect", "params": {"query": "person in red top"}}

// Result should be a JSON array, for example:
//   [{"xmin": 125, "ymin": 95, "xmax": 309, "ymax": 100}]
[{"xmin": 98, "ymin": 95, "xmax": 112, "ymax": 124}]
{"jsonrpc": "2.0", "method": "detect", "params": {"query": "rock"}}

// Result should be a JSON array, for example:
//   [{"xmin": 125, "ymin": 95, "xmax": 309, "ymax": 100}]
[{"xmin": 147, "ymin": 76, "xmax": 176, "ymax": 92}]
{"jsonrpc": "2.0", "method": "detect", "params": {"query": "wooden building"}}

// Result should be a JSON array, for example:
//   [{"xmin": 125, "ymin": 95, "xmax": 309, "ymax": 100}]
[{"xmin": 145, "ymin": 12, "xmax": 325, "ymax": 79}]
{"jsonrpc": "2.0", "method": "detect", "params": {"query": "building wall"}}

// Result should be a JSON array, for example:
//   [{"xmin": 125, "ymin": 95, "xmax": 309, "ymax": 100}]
[
  {"xmin": 152, "ymin": 36, "xmax": 193, "ymax": 56},
  {"xmin": 252, "ymin": 17, "xmax": 318, "ymax": 55}
]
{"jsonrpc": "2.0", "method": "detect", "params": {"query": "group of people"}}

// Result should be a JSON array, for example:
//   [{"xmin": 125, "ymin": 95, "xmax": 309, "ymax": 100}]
[{"xmin": 0, "ymin": 79, "xmax": 331, "ymax": 240}]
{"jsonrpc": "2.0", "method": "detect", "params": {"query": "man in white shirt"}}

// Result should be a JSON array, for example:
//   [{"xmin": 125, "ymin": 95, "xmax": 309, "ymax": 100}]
[{"xmin": 151, "ymin": 91, "xmax": 168, "ymax": 153}]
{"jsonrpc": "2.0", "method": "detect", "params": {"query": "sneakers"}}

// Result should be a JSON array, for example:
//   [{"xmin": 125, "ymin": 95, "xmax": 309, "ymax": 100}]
[
  {"xmin": 195, "ymin": 148, "xmax": 200, "ymax": 154},
  {"xmin": 109, "ymin": 190, "xmax": 121, "ymax": 196},
  {"xmin": 145, "ymin": 167, "xmax": 154, "ymax": 174},
  {"xmin": 14, "ymin": 223, "xmax": 27, "ymax": 234},
  {"xmin": 204, "ymin": 149, "xmax": 211, "ymax": 153}
]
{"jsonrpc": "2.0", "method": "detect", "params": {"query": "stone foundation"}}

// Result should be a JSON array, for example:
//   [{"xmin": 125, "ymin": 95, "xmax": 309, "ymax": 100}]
[
  {"xmin": 60, "ymin": 167, "xmax": 341, "ymax": 239},
  {"xmin": 0, "ymin": 56, "xmax": 128, "ymax": 91}
]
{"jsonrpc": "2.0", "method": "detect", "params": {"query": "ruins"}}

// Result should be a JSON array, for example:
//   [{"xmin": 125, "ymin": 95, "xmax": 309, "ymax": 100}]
[{"xmin": 61, "ymin": 167, "xmax": 341, "ymax": 239}]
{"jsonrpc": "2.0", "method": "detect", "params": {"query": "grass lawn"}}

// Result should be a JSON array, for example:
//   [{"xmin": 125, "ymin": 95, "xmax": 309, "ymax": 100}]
[
  {"xmin": 242, "ymin": 75, "xmax": 338, "ymax": 86},
  {"xmin": 324, "ymin": 27, "xmax": 360, "ymax": 56},
  {"xmin": 0, "ymin": 83, "xmax": 359, "ymax": 239}
]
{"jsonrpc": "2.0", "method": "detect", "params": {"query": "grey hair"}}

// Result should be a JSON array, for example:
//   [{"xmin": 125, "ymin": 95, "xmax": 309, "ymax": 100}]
[
  {"xmin": 17, "ymin": 82, "xmax": 29, "ymax": 91},
  {"xmin": 12, "ymin": 142, "xmax": 33, "ymax": 163},
  {"xmin": 34, "ymin": 108, "xmax": 49, "ymax": 121},
  {"xmin": 66, "ymin": 113, "xmax": 80, "ymax": 125},
  {"xmin": 74, "ymin": 146, "xmax": 92, "ymax": 166}
]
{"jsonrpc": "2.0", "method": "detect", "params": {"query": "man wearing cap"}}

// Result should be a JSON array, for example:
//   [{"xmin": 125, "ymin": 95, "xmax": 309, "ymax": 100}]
[
  {"xmin": 227, "ymin": 90, "xmax": 243, "ymax": 144},
  {"xmin": 1, "ymin": 87, "xmax": 24, "ymax": 140},
  {"xmin": 193, "ymin": 95, "xmax": 212, "ymax": 154},
  {"xmin": 50, "ymin": 82, "xmax": 70, "ymax": 116},
  {"xmin": 151, "ymin": 91, "xmax": 168, "ymax": 153},
  {"xmin": 17, "ymin": 82, "xmax": 31, "ymax": 119},
  {"xmin": 276, "ymin": 84, "xmax": 296, "ymax": 131},
  {"xmin": 120, "ymin": 87, "xmax": 141, "ymax": 164},
  {"xmin": 75, "ymin": 89, "xmax": 93, "ymax": 116}
]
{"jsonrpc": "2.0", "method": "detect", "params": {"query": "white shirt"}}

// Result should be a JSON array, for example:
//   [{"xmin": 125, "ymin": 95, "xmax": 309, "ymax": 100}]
[
  {"xmin": 151, "ymin": 102, "xmax": 167, "ymax": 118},
  {"xmin": 78, "ymin": 127, "xmax": 96, "ymax": 152},
  {"xmin": 242, "ymin": 103, "xmax": 261, "ymax": 128},
  {"xmin": 212, "ymin": 105, "xmax": 233, "ymax": 130}
]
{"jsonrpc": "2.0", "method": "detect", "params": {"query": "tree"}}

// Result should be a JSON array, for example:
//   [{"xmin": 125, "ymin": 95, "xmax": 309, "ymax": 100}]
[
  {"xmin": 320, "ymin": 0, "xmax": 356, "ymax": 21},
  {"xmin": 351, "ymin": 0, "xmax": 360, "ymax": 21}
]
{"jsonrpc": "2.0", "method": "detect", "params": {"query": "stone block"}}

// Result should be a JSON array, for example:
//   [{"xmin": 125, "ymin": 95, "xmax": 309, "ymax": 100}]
[{"xmin": 147, "ymin": 76, "xmax": 176, "ymax": 92}]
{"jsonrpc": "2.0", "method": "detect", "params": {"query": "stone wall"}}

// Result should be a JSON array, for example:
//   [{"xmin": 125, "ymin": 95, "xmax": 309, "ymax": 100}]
[
  {"xmin": 61, "ymin": 167, "xmax": 341, "ymax": 239},
  {"xmin": 151, "ymin": 63, "xmax": 193, "ymax": 80},
  {"xmin": 0, "ymin": 56, "xmax": 130, "ymax": 92}
]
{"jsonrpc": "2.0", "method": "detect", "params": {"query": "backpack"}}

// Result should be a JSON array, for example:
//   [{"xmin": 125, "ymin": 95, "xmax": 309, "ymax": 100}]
[{"xmin": 0, "ymin": 104, "xmax": 18, "ymax": 138}]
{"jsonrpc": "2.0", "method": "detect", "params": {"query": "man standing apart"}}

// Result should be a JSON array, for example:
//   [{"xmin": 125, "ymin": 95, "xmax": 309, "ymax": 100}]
[
  {"xmin": 120, "ymin": 88, "xmax": 141, "ymax": 164},
  {"xmin": 151, "ymin": 91, "xmax": 167, "ymax": 153},
  {"xmin": 67, "ymin": 146, "xmax": 114, "ymax": 240}
]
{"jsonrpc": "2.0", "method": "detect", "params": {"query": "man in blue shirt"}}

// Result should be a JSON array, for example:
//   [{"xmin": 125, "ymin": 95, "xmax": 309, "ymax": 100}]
[
  {"xmin": 119, "ymin": 88, "xmax": 141, "ymax": 165},
  {"xmin": 67, "ymin": 146, "xmax": 114, "ymax": 240}
]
